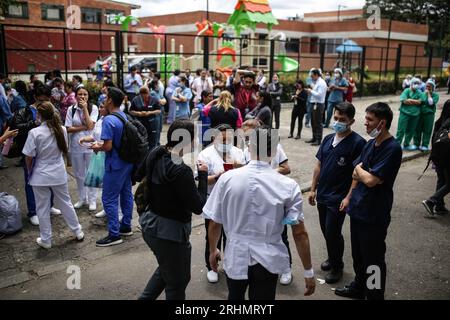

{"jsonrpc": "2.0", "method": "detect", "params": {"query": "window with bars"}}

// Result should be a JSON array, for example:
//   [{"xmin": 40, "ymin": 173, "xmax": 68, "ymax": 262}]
[
  {"xmin": 6, "ymin": 2, "xmax": 28, "ymax": 19},
  {"xmin": 41, "ymin": 4, "xmax": 65, "ymax": 21},
  {"xmin": 82, "ymin": 8, "xmax": 102, "ymax": 24}
]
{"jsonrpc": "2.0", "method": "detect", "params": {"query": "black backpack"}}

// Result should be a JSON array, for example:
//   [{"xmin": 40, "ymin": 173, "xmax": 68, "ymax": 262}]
[
  {"xmin": 430, "ymin": 125, "xmax": 450, "ymax": 167},
  {"xmin": 111, "ymin": 112, "xmax": 149, "ymax": 165}
]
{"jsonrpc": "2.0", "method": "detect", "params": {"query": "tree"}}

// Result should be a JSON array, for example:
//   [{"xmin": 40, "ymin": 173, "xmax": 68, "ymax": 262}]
[{"xmin": 363, "ymin": 0, "xmax": 450, "ymax": 48}]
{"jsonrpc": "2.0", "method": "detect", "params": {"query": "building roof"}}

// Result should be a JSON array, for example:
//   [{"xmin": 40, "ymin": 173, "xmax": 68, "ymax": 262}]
[{"xmin": 105, "ymin": 0, "xmax": 141, "ymax": 10}]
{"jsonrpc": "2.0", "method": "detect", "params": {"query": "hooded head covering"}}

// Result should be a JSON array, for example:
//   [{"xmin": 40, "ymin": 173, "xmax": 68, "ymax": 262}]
[
  {"xmin": 426, "ymin": 79, "xmax": 436, "ymax": 91},
  {"xmin": 411, "ymin": 77, "xmax": 421, "ymax": 86},
  {"xmin": 334, "ymin": 68, "xmax": 343, "ymax": 77}
]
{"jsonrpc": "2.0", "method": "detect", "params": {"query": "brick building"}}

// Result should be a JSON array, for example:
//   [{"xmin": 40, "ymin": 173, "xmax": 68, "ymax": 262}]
[
  {"xmin": 1, "ymin": 0, "xmax": 140, "ymax": 74},
  {"xmin": 134, "ymin": 9, "xmax": 438, "ymax": 73}
]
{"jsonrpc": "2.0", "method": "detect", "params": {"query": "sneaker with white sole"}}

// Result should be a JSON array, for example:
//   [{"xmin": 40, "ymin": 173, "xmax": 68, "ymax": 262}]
[
  {"xmin": 73, "ymin": 201, "xmax": 87, "ymax": 209},
  {"xmin": 36, "ymin": 237, "xmax": 51, "ymax": 249},
  {"xmin": 50, "ymin": 207, "xmax": 61, "ymax": 215},
  {"xmin": 95, "ymin": 210, "xmax": 106, "ymax": 218},
  {"xmin": 75, "ymin": 230, "xmax": 85, "ymax": 242},
  {"xmin": 96, "ymin": 235, "xmax": 123, "ymax": 247},
  {"xmin": 89, "ymin": 202, "xmax": 97, "ymax": 212},
  {"xmin": 280, "ymin": 272, "xmax": 293, "ymax": 285},
  {"xmin": 207, "ymin": 270, "xmax": 219, "ymax": 283},
  {"xmin": 30, "ymin": 215, "xmax": 39, "ymax": 226}
]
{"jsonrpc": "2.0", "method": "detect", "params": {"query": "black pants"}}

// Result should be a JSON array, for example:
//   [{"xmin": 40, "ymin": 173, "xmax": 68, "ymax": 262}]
[
  {"xmin": 226, "ymin": 264, "xmax": 278, "ymax": 300},
  {"xmin": 126, "ymin": 92, "xmax": 136, "ymax": 103},
  {"xmin": 204, "ymin": 219, "xmax": 227, "ymax": 271},
  {"xmin": 318, "ymin": 203, "xmax": 346, "ymax": 270},
  {"xmin": 139, "ymin": 234, "xmax": 191, "ymax": 300},
  {"xmin": 350, "ymin": 218, "xmax": 387, "ymax": 300},
  {"xmin": 311, "ymin": 103, "xmax": 325, "ymax": 143},
  {"xmin": 290, "ymin": 107, "xmax": 306, "ymax": 137},
  {"xmin": 272, "ymin": 104, "xmax": 281, "ymax": 129},
  {"xmin": 281, "ymin": 225, "xmax": 292, "ymax": 266},
  {"xmin": 431, "ymin": 166, "xmax": 450, "ymax": 208}
]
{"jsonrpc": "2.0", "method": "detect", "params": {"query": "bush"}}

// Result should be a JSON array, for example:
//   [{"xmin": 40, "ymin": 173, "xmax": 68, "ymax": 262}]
[{"xmin": 363, "ymin": 80, "xmax": 397, "ymax": 96}]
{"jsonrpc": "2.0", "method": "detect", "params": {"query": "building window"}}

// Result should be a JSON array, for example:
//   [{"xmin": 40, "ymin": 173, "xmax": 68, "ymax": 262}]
[
  {"xmin": 286, "ymin": 38, "xmax": 300, "ymax": 53},
  {"xmin": 105, "ymin": 10, "xmax": 125, "ymax": 24},
  {"xmin": 41, "ymin": 4, "xmax": 65, "ymax": 21},
  {"xmin": 82, "ymin": 8, "xmax": 102, "ymax": 24},
  {"xmin": 325, "ymin": 38, "xmax": 343, "ymax": 54},
  {"xmin": 6, "ymin": 2, "xmax": 29, "ymax": 19}
]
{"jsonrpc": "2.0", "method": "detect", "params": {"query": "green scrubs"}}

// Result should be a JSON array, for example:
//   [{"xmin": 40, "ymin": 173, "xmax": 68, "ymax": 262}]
[
  {"xmin": 396, "ymin": 88, "xmax": 422, "ymax": 147},
  {"xmin": 414, "ymin": 91, "xmax": 439, "ymax": 147}
]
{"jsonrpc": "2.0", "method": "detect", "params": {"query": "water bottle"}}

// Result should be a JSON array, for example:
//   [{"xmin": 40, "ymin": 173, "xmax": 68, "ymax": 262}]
[{"xmin": 2, "ymin": 138, "xmax": 13, "ymax": 156}]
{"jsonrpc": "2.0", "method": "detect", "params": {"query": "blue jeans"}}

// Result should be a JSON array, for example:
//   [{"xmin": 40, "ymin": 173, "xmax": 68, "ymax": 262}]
[
  {"xmin": 305, "ymin": 102, "xmax": 312, "ymax": 125},
  {"xmin": 23, "ymin": 162, "xmax": 54, "ymax": 217},
  {"xmin": 325, "ymin": 100, "xmax": 340, "ymax": 127},
  {"xmin": 102, "ymin": 165, "xmax": 134, "ymax": 237}
]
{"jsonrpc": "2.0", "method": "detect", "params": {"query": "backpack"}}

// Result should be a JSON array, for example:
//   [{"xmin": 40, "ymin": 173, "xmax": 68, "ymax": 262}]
[
  {"xmin": 0, "ymin": 192, "xmax": 22, "ymax": 235},
  {"xmin": 111, "ymin": 112, "xmax": 149, "ymax": 165},
  {"xmin": 430, "ymin": 126, "xmax": 450, "ymax": 167}
]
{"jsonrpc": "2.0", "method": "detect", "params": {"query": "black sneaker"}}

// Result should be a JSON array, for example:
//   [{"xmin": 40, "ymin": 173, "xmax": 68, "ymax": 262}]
[
  {"xmin": 435, "ymin": 206, "xmax": 449, "ymax": 215},
  {"xmin": 325, "ymin": 269, "xmax": 343, "ymax": 284},
  {"xmin": 96, "ymin": 235, "xmax": 123, "ymax": 247},
  {"xmin": 119, "ymin": 226, "xmax": 133, "ymax": 236},
  {"xmin": 321, "ymin": 259, "xmax": 331, "ymax": 271},
  {"xmin": 335, "ymin": 284, "xmax": 364, "ymax": 299},
  {"xmin": 422, "ymin": 199, "xmax": 436, "ymax": 216}
]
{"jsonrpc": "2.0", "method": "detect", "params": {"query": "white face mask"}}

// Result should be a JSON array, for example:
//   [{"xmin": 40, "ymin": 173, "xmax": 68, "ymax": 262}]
[
  {"xmin": 369, "ymin": 121, "xmax": 383, "ymax": 139},
  {"xmin": 215, "ymin": 143, "xmax": 232, "ymax": 153},
  {"xmin": 334, "ymin": 73, "xmax": 341, "ymax": 78}
]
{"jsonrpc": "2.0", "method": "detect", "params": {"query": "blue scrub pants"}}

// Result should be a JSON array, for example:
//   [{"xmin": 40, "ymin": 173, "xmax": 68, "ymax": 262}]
[
  {"xmin": 325, "ymin": 100, "xmax": 340, "ymax": 128},
  {"xmin": 102, "ymin": 165, "xmax": 134, "ymax": 237}
]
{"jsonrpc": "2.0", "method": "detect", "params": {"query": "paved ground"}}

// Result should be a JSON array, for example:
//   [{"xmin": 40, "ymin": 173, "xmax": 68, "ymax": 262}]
[{"xmin": 0, "ymin": 92, "xmax": 449, "ymax": 299}]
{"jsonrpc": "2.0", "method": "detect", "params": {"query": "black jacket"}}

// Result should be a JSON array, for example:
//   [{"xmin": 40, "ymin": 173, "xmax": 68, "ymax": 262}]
[
  {"xmin": 10, "ymin": 105, "xmax": 37, "ymax": 151},
  {"xmin": 135, "ymin": 146, "xmax": 208, "ymax": 224}
]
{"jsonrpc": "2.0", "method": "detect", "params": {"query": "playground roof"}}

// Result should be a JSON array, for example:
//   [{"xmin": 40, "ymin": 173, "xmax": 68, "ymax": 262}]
[{"xmin": 336, "ymin": 40, "xmax": 363, "ymax": 53}]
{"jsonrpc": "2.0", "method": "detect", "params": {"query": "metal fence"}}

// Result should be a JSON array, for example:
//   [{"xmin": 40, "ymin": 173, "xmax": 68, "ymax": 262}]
[{"xmin": 0, "ymin": 23, "xmax": 448, "ymax": 97}]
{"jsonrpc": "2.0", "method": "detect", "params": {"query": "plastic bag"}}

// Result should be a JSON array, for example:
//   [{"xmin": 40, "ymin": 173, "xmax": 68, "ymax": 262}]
[
  {"xmin": 0, "ymin": 192, "xmax": 22, "ymax": 234},
  {"xmin": 84, "ymin": 151, "xmax": 105, "ymax": 188}
]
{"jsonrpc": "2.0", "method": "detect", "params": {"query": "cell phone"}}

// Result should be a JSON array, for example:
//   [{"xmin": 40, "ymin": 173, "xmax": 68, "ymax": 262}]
[{"xmin": 223, "ymin": 163, "xmax": 233, "ymax": 172}]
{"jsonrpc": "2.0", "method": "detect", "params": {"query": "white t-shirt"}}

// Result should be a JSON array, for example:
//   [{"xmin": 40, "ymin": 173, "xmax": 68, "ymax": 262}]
[
  {"xmin": 243, "ymin": 143, "xmax": 288, "ymax": 170},
  {"xmin": 192, "ymin": 77, "xmax": 213, "ymax": 103},
  {"xmin": 197, "ymin": 144, "xmax": 245, "ymax": 194},
  {"xmin": 65, "ymin": 104, "xmax": 99, "ymax": 153}
]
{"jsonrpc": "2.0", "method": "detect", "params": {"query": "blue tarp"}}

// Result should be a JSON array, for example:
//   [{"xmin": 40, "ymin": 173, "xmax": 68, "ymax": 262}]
[{"xmin": 336, "ymin": 40, "xmax": 363, "ymax": 53}]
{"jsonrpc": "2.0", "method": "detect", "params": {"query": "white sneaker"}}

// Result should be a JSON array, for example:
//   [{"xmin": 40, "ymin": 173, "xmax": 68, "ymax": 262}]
[
  {"xmin": 73, "ymin": 201, "xmax": 87, "ymax": 209},
  {"xmin": 88, "ymin": 202, "xmax": 97, "ymax": 212},
  {"xmin": 36, "ymin": 237, "xmax": 51, "ymax": 249},
  {"xmin": 50, "ymin": 207, "xmax": 61, "ymax": 215},
  {"xmin": 280, "ymin": 272, "xmax": 293, "ymax": 285},
  {"xmin": 75, "ymin": 230, "xmax": 84, "ymax": 242},
  {"xmin": 95, "ymin": 210, "xmax": 106, "ymax": 218},
  {"xmin": 207, "ymin": 270, "xmax": 219, "ymax": 283},
  {"xmin": 30, "ymin": 215, "xmax": 39, "ymax": 226}
]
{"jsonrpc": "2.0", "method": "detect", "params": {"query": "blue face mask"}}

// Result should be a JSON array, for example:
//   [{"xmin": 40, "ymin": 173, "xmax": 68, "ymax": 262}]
[{"xmin": 332, "ymin": 121, "xmax": 349, "ymax": 133}]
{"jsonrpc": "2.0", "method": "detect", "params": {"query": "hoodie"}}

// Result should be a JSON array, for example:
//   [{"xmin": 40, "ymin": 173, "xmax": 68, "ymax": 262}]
[{"xmin": 135, "ymin": 146, "xmax": 208, "ymax": 223}]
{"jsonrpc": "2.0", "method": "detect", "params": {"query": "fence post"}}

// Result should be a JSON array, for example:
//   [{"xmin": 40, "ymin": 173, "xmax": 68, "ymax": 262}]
[
  {"xmin": 164, "ymin": 34, "xmax": 168, "ymax": 87},
  {"xmin": 427, "ymin": 45, "xmax": 434, "ymax": 79},
  {"xmin": 239, "ymin": 38, "xmax": 243, "ymax": 67},
  {"xmin": 115, "ymin": 31, "xmax": 123, "ymax": 90},
  {"xmin": 269, "ymin": 39, "xmax": 275, "ymax": 82},
  {"xmin": 296, "ymin": 43, "xmax": 300, "ymax": 80},
  {"xmin": 63, "ymin": 28, "xmax": 69, "ymax": 82},
  {"xmin": 203, "ymin": 35, "xmax": 209, "ymax": 70},
  {"xmin": 412, "ymin": 45, "xmax": 418, "ymax": 75},
  {"xmin": 319, "ymin": 41, "xmax": 325, "ymax": 72},
  {"xmin": 394, "ymin": 44, "xmax": 402, "ymax": 93},
  {"xmin": 0, "ymin": 24, "xmax": 8, "ymax": 77},
  {"xmin": 359, "ymin": 46, "xmax": 366, "ymax": 98}
]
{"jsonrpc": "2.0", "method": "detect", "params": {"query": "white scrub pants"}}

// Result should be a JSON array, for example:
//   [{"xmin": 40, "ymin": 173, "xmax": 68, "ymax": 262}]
[
  {"xmin": 71, "ymin": 152, "xmax": 98, "ymax": 204},
  {"xmin": 32, "ymin": 184, "xmax": 82, "ymax": 244}
]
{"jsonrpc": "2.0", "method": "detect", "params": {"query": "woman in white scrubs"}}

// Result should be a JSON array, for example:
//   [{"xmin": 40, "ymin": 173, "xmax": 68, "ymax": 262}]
[
  {"xmin": 65, "ymin": 87, "xmax": 99, "ymax": 211},
  {"xmin": 23, "ymin": 101, "xmax": 84, "ymax": 249}
]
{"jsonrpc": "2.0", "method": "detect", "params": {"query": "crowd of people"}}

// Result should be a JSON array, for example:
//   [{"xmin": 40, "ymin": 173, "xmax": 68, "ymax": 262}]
[{"xmin": 0, "ymin": 64, "xmax": 449, "ymax": 301}]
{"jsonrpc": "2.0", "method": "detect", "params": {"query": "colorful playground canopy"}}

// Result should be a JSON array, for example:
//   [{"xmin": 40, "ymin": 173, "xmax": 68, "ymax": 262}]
[
  {"xmin": 336, "ymin": 40, "xmax": 363, "ymax": 53},
  {"xmin": 228, "ymin": 0, "xmax": 279, "ymax": 35}
]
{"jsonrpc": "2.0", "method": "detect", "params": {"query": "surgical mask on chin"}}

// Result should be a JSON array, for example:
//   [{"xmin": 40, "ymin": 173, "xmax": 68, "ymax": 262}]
[
  {"xmin": 332, "ymin": 121, "xmax": 348, "ymax": 133},
  {"xmin": 369, "ymin": 122, "xmax": 382, "ymax": 139},
  {"xmin": 215, "ymin": 143, "xmax": 232, "ymax": 153},
  {"xmin": 334, "ymin": 73, "xmax": 340, "ymax": 78}
]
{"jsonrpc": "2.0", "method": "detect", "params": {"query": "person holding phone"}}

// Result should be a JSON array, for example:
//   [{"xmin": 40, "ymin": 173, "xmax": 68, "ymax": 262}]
[
  {"xmin": 196, "ymin": 124, "xmax": 245, "ymax": 283},
  {"xmin": 65, "ymin": 87, "xmax": 99, "ymax": 212}
]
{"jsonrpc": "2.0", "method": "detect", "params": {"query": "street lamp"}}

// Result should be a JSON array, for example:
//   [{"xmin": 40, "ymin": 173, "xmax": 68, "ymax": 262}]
[
  {"xmin": 203, "ymin": 0, "xmax": 210, "ymax": 69},
  {"xmin": 337, "ymin": 5, "xmax": 348, "ymax": 22}
]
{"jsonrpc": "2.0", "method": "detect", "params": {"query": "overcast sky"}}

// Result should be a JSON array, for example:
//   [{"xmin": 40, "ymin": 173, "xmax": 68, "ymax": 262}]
[{"xmin": 119, "ymin": 0, "xmax": 366, "ymax": 19}]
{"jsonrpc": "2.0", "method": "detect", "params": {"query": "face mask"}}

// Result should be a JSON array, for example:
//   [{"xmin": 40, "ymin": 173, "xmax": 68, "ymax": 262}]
[
  {"xmin": 215, "ymin": 143, "xmax": 232, "ymax": 153},
  {"xmin": 334, "ymin": 73, "xmax": 341, "ymax": 78},
  {"xmin": 273, "ymin": 80, "xmax": 278, "ymax": 84},
  {"xmin": 412, "ymin": 84, "xmax": 420, "ymax": 90},
  {"xmin": 325, "ymin": 76, "xmax": 331, "ymax": 80},
  {"xmin": 332, "ymin": 121, "xmax": 348, "ymax": 133},
  {"xmin": 369, "ymin": 121, "xmax": 383, "ymax": 139}
]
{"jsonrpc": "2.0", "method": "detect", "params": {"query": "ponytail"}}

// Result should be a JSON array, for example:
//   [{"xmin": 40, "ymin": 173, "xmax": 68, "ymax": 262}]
[{"xmin": 37, "ymin": 102, "xmax": 68, "ymax": 154}]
